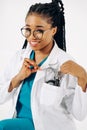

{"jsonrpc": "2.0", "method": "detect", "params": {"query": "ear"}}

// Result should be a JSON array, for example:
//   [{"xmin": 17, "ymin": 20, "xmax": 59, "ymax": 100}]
[{"xmin": 52, "ymin": 26, "xmax": 57, "ymax": 36}]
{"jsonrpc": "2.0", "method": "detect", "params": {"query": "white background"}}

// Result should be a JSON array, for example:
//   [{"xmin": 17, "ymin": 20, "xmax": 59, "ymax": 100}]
[{"xmin": 0, "ymin": 0, "xmax": 87, "ymax": 129}]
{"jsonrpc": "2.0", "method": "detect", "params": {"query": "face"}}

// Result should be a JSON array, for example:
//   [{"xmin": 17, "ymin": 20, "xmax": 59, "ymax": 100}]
[{"xmin": 25, "ymin": 13, "xmax": 57, "ymax": 53}]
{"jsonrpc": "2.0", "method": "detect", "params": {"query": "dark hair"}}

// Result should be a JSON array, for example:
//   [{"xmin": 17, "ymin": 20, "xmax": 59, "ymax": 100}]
[{"xmin": 22, "ymin": 0, "xmax": 66, "ymax": 51}]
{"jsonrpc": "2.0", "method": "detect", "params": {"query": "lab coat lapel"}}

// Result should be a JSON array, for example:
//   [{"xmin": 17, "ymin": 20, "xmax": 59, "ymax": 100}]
[
  {"xmin": 34, "ymin": 43, "xmax": 60, "ymax": 82},
  {"xmin": 21, "ymin": 44, "xmax": 32, "ymax": 59}
]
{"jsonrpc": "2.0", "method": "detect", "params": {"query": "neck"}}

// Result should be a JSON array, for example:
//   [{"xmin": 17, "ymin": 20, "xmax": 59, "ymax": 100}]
[{"xmin": 34, "ymin": 41, "xmax": 54, "ymax": 64}]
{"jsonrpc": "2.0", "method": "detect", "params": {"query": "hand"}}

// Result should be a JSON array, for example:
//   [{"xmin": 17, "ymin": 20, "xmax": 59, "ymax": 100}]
[
  {"xmin": 8, "ymin": 58, "xmax": 40, "ymax": 92},
  {"xmin": 60, "ymin": 60, "xmax": 87, "ymax": 92},
  {"xmin": 18, "ymin": 58, "xmax": 40, "ymax": 81}
]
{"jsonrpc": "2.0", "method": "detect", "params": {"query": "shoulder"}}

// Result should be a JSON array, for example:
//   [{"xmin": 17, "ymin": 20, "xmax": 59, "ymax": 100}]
[
  {"xmin": 10, "ymin": 45, "xmax": 32, "ymax": 62},
  {"xmin": 51, "ymin": 42, "xmax": 75, "ymax": 66},
  {"xmin": 58, "ymin": 48, "xmax": 75, "ymax": 65}
]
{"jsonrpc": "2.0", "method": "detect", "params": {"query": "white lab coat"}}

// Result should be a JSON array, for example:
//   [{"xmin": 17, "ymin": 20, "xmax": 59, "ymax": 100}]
[{"xmin": 0, "ymin": 42, "xmax": 87, "ymax": 130}]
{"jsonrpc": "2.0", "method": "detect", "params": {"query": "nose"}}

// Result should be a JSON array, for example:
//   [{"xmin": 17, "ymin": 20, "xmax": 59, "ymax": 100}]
[{"xmin": 27, "ymin": 31, "xmax": 36, "ymax": 40}]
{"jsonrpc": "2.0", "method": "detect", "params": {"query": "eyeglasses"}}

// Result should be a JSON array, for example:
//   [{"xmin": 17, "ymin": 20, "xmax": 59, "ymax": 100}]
[{"xmin": 21, "ymin": 26, "xmax": 51, "ymax": 40}]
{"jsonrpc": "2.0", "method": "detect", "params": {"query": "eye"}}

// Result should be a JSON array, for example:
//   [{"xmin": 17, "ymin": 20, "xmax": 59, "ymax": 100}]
[
  {"xmin": 21, "ymin": 27, "xmax": 31, "ymax": 38},
  {"xmin": 25, "ymin": 28, "xmax": 31, "ymax": 32},
  {"xmin": 35, "ymin": 29, "xmax": 44, "ymax": 33}
]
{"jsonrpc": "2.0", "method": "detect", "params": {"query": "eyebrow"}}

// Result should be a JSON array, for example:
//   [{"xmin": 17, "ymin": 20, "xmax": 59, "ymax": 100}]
[{"xmin": 25, "ymin": 24, "xmax": 44, "ymax": 28}]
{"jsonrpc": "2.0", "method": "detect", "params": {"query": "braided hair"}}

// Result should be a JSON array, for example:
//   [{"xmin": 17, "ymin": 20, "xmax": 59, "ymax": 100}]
[{"xmin": 22, "ymin": 0, "xmax": 66, "ymax": 51}]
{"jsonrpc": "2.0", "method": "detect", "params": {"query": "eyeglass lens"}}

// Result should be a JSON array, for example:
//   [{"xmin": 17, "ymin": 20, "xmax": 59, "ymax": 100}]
[{"xmin": 21, "ymin": 28, "xmax": 43, "ymax": 39}]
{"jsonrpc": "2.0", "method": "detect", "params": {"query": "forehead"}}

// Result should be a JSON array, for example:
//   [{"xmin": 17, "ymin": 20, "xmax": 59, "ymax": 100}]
[{"xmin": 25, "ymin": 14, "xmax": 51, "ymax": 28}]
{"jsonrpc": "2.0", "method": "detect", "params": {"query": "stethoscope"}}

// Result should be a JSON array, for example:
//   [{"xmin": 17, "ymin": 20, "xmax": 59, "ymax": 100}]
[
  {"xmin": 46, "ymin": 70, "xmax": 63, "ymax": 86},
  {"xmin": 43, "ymin": 65, "xmax": 63, "ymax": 87},
  {"xmin": 29, "ymin": 63, "xmax": 63, "ymax": 87}
]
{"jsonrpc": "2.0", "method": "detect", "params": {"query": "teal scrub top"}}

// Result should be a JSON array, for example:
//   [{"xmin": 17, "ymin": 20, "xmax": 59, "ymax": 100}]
[{"xmin": 16, "ymin": 50, "xmax": 47, "ymax": 119}]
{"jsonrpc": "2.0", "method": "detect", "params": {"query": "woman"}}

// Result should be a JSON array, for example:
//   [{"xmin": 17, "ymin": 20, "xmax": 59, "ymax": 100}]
[{"xmin": 0, "ymin": 0, "xmax": 87, "ymax": 130}]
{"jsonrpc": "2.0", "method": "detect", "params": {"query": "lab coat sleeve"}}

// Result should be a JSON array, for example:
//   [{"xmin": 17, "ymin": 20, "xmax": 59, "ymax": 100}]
[
  {"xmin": 0, "ymin": 78, "xmax": 17, "ymax": 104},
  {"xmin": 71, "ymin": 85, "xmax": 87, "ymax": 121},
  {"xmin": 62, "ymin": 75, "xmax": 87, "ymax": 121},
  {"xmin": 0, "ymin": 50, "xmax": 23, "ymax": 104}
]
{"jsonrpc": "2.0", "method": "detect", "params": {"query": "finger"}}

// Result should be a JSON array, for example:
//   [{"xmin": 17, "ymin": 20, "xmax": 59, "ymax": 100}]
[
  {"xmin": 8, "ymin": 83, "xmax": 14, "ymax": 92},
  {"xmin": 60, "ymin": 63, "xmax": 68, "ymax": 70},
  {"xmin": 60, "ymin": 66, "xmax": 75, "ymax": 76},
  {"xmin": 8, "ymin": 86, "xmax": 13, "ymax": 92},
  {"xmin": 24, "ymin": 58, "xmax": 37, "ymax": 66},
  {"xmin": 31, "ymin": 66, "xmax": 41, "ymax": 73},
  {"xmin": 23, "ymin": 61, "xmax": 31, "ymax": 68},
  {"xmin": 24, "ymin": 58, "xmax": 39, "ymax": 69},
  {"xmin": 60, "ymin": 65, "xmax": 69, "ymax": 73}
]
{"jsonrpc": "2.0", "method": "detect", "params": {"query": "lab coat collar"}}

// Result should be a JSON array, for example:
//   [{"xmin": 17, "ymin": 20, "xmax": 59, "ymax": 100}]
[
  {"xmin": 40, "ymin": 42, "xmax": 60, "ymax": 69},
  {"xmin": 34, "ymin": 42, "xmax": 60, "ymax": 82}
]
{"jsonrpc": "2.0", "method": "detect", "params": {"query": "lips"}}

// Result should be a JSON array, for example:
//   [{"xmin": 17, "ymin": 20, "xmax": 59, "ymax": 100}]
[
  {"xmin": 30, "ymin": 41, "xmax": 40, "ymax": 47},
  {"xmin": 31, "ymin": 41, "xmax": 38, "ymax": 45}
]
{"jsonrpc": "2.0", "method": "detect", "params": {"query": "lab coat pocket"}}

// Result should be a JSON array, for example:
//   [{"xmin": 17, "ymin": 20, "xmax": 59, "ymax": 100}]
[{"xmin": 40, "ymin": 83, "xmax": 63, "ymax": 106}]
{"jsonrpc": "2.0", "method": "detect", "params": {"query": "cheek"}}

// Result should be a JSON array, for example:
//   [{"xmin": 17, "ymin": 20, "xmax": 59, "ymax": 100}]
[
  {"xmin": 39, "ymin": 35, "xmax": 52, "ymax": 49},
  {"xmin": 42, "ymin": 33, "xmax": 53, "ymax": 43}
]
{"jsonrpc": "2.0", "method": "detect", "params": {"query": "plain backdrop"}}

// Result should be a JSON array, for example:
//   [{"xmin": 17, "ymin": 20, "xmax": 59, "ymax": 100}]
[{"xmin": 0, "ymin": 0, "xmax": 87, "ymax": 129}]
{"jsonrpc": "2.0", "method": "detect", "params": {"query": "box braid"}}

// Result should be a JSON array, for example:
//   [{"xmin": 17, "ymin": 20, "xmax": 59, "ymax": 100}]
[{"xmin": 22, "ymin": 0, "xmax": 66, "ymax": 51}]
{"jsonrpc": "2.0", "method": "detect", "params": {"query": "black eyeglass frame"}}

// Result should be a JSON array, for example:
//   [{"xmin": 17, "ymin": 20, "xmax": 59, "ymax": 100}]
[{"xmin": 21, "ymin": 26, "xmax": 52, "ymax": 40}]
